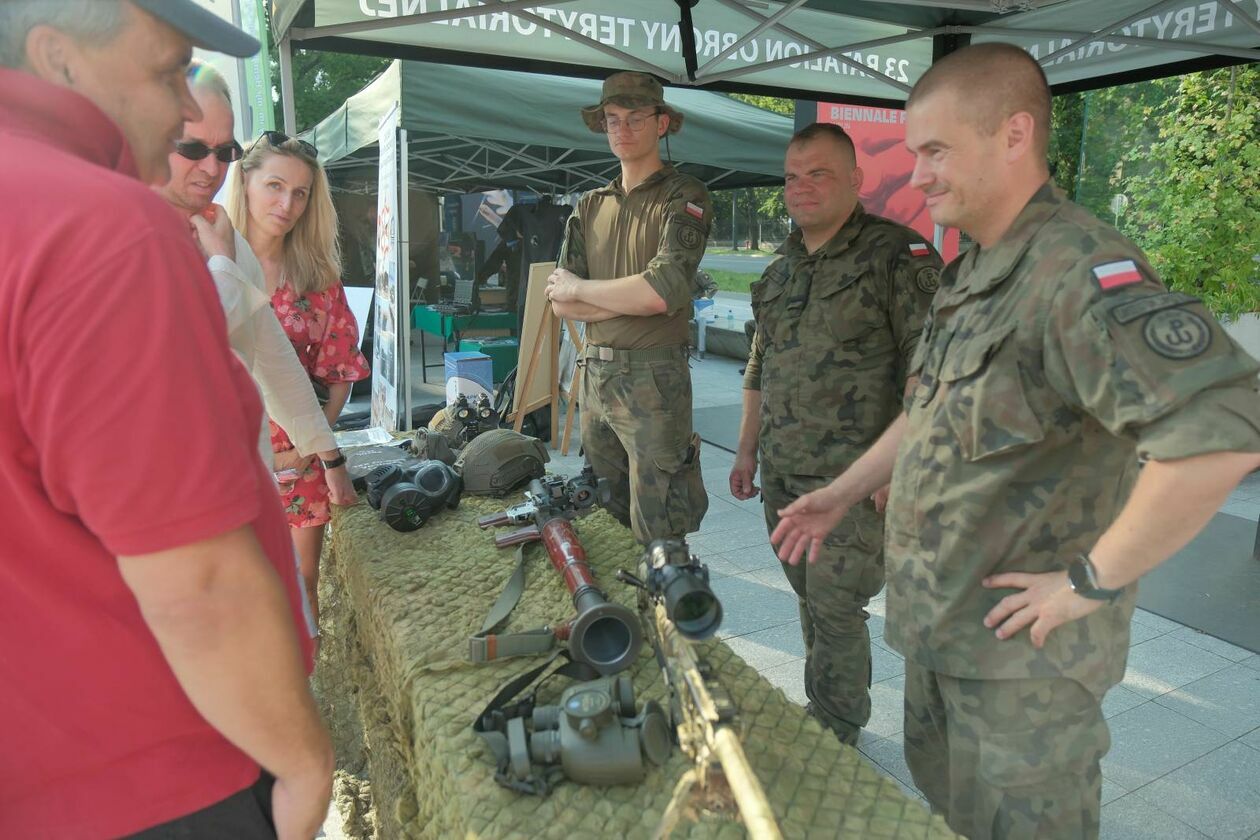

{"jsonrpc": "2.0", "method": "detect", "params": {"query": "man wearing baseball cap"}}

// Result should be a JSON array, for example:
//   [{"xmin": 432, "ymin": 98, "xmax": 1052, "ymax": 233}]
[
  {"xmin": 547, "ymin": 72, "xmax": 712, "ymax": 544},
  {"xmin": 0, "ymin": 3, "xmax": 332, "ymax": 837}
]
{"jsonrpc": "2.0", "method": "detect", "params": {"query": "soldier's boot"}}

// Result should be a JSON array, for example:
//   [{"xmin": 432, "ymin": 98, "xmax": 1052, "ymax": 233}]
[{"xmin": 801, "ymin": 702, "xmax": 861, "ymax": 746}]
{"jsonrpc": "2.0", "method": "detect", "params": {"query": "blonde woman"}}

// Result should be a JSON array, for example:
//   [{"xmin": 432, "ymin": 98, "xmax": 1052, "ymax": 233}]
[{"xmin": 228, "ymin": 132, "xmax": 369, "ymax": 628}]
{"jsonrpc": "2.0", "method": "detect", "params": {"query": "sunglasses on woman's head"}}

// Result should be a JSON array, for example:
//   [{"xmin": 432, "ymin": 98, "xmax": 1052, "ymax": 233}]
[
  {"xmin": 175, "ymin": 139, "xmax": 244, "ymax": 163},
  {"xmin": 253, "ymin": 130, "xmax": 319, "ymax": 159}
]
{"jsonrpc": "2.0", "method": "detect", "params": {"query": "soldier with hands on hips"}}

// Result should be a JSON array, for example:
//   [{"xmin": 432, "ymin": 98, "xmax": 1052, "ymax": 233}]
[
  {"xmin": 730, "ymin": 122, "xmax": 941, "ymax": 745},
  {"xmin": 771, "ymin": 43, "xmax": 1260, "ymax": 839},
  {"xmin": 547, "ymin": 72, "xmax": 711, "ymax": 543}
]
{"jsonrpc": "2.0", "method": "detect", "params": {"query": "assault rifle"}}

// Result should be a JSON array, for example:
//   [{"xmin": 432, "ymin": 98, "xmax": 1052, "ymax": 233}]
[
  {"xmin": 618, "ymin": 539, "xmax": 782, "ymax": 840},
  {"xmin": 476, "ymin": 469, "xmax": 643, "ymax": 675}
]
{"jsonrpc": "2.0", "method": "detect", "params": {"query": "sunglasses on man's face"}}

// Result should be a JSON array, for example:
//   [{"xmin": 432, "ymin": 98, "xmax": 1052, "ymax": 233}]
[
  {"xmin": 174, "ymin": 139, "xmax": 244, "ymax": 163},
  {"xmin": 253, "ymin": 130, "xmax": 319, "ymax": 159}
]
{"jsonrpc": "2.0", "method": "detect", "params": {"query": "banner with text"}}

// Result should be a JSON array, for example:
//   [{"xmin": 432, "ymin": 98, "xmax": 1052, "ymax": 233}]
[
  {"xmin": 817, "ymin": 102, "xmax": 960, "ymax": 262},
  {"xmin": 371, "ymin": 102, "xmax": 403, "ymax": 431},
  {"xmin": 279, "ymin": 0, "xmax": 1259, "ymax": 101}
]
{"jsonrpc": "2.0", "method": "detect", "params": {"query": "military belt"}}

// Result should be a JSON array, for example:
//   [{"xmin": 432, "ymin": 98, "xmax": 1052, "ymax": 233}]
[{"xmin": 582, "ymin": 344, "xmax": 687, "ymax": 363}]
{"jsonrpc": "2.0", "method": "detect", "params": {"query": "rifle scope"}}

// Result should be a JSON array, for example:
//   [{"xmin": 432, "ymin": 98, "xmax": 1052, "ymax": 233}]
[{"xmin": 643, "ymin": 540, "xmax": 723, "ymax": 641}]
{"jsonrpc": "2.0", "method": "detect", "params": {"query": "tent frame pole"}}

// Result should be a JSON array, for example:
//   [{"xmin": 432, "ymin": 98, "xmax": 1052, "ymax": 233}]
[
  {"xmin": 1218, "ymin": 0, "xmax": 1260, "ymax": 37},
  {"xmin": 710, "ymin": 0, "xmax": 917, "ymax": 92},
  {"xmin": 1036, "ymin": 0, "xmax": 1186, "ymax": 65},
  {"xmin": 399, "ymin": 127, "xmax": 412, "ymax": 430},
  {"xmin": 279, "ymin": 35, "xmax": 296, "ymax": 134},
  {"xmin": 694, "ymin": 0, "xmax": 810, "ymax": 77}
]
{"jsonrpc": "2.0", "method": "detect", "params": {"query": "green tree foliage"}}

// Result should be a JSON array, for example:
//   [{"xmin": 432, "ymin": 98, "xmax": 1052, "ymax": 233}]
[
  {"xmin": 711, "ymin": 94, "xmax": 793, "ymax": 249},
  {"xmin": 1120, "ymin": 65, "xmax": 1260, "ymax": 318},
  {"xmin": 1077, "ymin": 82, "xmax": 1171, "ymax": 219},
  {"xmin": 1048, "ymin": 92, "xmax": 1083, "ymax": 198},
  {"xmin": 265, "ymin": 39, "xmax": 390, "ymax": 132},
  {"xmin": 1048, "ymin": 68, "xmax": 1258, "ymax": 317}
]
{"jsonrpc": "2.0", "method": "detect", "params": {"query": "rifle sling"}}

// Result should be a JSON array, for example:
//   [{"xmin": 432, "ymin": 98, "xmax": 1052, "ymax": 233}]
[{"xmin": 468, "ymin": 544, "xmax": 566, "ymax": 663}]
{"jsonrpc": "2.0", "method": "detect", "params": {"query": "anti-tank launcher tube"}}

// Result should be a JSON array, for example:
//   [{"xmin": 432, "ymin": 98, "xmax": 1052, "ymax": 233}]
[{"xmin": 480, "ymin": 471, "xmax": 641, "ymax": 676}]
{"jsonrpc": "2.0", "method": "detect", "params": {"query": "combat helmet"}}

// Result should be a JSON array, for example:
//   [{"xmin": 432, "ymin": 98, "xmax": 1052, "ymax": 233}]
[{"xmin": 455, "ymin": 429, "xmax": 550, "ymax": 496}]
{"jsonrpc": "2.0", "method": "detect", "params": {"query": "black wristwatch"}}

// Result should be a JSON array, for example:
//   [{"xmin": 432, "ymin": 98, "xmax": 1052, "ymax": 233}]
[
  {"xmin": 1067, "ymin": 553, "xmax": 1123, "ymax": 603},
  {"xmin": 320, "ymin": 451, "xmax": 347, "ymax": 470}
]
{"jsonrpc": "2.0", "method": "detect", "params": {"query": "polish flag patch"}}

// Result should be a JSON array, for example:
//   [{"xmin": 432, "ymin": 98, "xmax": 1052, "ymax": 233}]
[
  {"xmin": 909, "ymin": 242, "xmax": 930, "ymax": 257},
  {"xmin": 685, "ymin": 201, "xmax": 705, "ymax": 220},
  {"xmin": 1092, "ymin": 259, "xmax": 1143, "ymax": 291}
]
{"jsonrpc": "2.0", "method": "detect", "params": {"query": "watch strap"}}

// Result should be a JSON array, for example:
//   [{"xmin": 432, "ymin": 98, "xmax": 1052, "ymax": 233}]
[
  {"xmin": 320, "ymin": 453, "xmax": 347, "ymax": 470},
  {"xmin": 1069, "ymin": 553, "xmax": 1122, "ymax": 603}
]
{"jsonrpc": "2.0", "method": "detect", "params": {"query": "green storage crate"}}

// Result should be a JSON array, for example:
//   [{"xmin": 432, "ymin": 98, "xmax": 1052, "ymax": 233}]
[{"xmin": 457, "ymin": 337, "xmax": 519, "ymax": 384}]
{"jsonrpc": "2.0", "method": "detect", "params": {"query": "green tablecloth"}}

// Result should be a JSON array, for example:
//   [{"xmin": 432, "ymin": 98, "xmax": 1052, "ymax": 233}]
[
  {"xmin": 412, "ymin": 305, "xmax": 515, "ymax": 339},
  {"xmin": 316, "ymin": 496, "xmax": 957, "ymax": 839}
]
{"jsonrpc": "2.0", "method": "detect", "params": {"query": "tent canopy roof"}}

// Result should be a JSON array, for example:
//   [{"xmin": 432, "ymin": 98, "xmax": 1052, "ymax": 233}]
[
  {"xmin": 273, "ymin": 1, "xmax": 1260, "ymax": 107},
  {"xmin": 304, "ymin": 59, "xmax": 794, "ymax": 194}
]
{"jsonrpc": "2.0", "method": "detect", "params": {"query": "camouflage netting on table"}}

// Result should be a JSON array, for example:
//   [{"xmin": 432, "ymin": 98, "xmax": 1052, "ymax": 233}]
[{"xmin": 314, "ymin": 494, "xmax": 957, "ymax": 840}]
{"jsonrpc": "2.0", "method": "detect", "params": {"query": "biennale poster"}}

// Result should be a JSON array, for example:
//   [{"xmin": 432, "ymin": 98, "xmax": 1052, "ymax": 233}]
[
  {"xmin": 817, "ymin": 102, "xmax": 961, "ymax": 262},
  {"xmin": 370, "ymin": 102, "xmax": 402, "ymax": 431}
]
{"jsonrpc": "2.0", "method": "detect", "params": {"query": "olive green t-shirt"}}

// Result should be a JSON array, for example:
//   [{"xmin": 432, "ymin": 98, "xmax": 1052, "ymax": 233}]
[{"xmin": 559, "ymin": 165, "xmax": 712, "ymax": 349}]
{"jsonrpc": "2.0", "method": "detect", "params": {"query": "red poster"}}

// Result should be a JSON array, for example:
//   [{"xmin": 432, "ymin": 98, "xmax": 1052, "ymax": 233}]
[{"xmin": 816, "ymin": 102, "xmax": 960, "ymax": 262}]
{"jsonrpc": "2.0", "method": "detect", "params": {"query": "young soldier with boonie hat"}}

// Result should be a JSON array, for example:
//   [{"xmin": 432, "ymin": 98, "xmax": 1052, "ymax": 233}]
[
  {"xmin": 579, "ymin": 71, "xmax": 685, "ymax": 134},
  {"xmin": 546, "ymin": 71, "xmax": 711, "ymax": 544}
]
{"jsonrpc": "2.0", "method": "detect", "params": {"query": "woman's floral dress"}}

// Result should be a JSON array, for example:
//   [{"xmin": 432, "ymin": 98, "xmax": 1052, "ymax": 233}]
[{"xmin": 269, "ymin": 281, "xmax": 370, "ymax": 527}]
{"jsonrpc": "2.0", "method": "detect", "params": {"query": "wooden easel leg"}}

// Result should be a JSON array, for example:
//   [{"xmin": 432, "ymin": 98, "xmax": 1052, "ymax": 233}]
[
  {"xmin": 513, "ymin": 311, "xmax": 548, "ymax": 434},
  {"xmin": 549, "ymin": 311, "xmax": 560, "ymax": 448}
]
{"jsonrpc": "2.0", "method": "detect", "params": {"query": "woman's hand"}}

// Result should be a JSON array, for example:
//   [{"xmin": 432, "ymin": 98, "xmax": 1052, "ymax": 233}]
[
  {"xmin": 274, "ymin": 448, "xmax": 314, "ymax": 474},
  {"xmin": 324, "ymin": 465, "xmax": 358, "ymax": 506}
]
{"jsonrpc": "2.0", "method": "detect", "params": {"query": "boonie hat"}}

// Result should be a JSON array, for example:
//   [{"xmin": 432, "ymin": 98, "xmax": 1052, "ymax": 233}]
[
  {"xmin": 581, "ymin": 72, "xmax": 684, "ymax": 134},
  {"xmin": 132, "ymin": 0, "xmax": 260, "ymax": 58}
]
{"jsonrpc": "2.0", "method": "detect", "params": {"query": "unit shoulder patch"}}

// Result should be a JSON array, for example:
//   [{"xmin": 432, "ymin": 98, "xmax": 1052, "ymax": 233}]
[
  {"xmin": 1109, "ymin": 292, "xmax": 1199, "ymax": 325},
  {"xmin": 671, "ymin": 217, "xmax": 705, "ymax": 251},
  {"xmin": 1142, "ymin": 308, "xmax": 1212, "ymax": 359},
  {"xmin": 915, "ymin": 266, "xmax": 940, "ymax": 294}
]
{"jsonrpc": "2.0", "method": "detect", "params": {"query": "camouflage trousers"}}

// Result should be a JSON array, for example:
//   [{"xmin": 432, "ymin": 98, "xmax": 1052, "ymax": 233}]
[
  {"xmin": 760, "ymin": 466, "xmax": 885, "ymax": 745},
  {"xmin": 903, "ymin": 659, "xmax": 1109, "ymax": 839},
  {"xmin": 579, "ymin": 346, "xmax": 707, "ymax": 543}
]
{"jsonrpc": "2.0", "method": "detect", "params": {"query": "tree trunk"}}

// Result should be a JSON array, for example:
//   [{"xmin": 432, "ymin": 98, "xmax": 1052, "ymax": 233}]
[{"xmin": 746, "ymin": 189, "xmax": 759, "ymax": 251}]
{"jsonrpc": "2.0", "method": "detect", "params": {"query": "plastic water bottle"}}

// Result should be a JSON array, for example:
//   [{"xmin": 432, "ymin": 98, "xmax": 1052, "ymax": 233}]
[{"xmin": 726, "ymin": 309, "xmax": 735, "ymax": 330}]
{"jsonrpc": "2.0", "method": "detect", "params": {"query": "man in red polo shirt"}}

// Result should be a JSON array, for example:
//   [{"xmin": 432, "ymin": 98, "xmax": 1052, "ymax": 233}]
[{"xmin": 0, "ymin": 2, "xmax": 333, "ymax": 837}]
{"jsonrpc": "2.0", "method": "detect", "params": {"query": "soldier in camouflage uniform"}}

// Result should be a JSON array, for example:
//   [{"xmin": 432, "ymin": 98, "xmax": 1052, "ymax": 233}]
[
  {"xmin": 730, "ymin": 123, "xmax": 941, "ymax": 745},
  {"xmin": 770, "ymin": 44, "xmax": 1260, "ymax": 839},
  {"xmin": 546, "ymin": 72, "xmax": 710, "ymax": 543}
]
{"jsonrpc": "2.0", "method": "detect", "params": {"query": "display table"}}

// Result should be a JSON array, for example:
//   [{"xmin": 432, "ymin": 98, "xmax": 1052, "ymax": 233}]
[
  {"xmin": 316, "ymin": 495, "xmax": 955, "ymax": 839},
  {"xmin": 412, "ymin": 306, "xmax": 516, "ymax": 383}
]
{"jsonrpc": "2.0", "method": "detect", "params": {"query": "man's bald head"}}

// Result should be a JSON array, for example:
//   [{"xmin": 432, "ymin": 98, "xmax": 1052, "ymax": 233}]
[{"xmin": 907, "ymin": 42, "xmax": 1050, "ymax": 157}]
